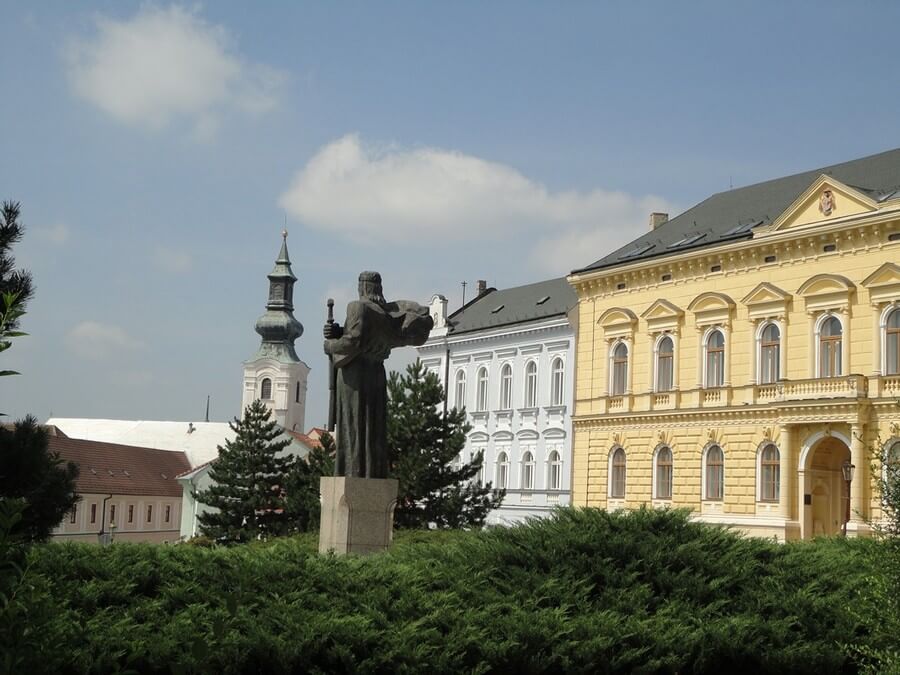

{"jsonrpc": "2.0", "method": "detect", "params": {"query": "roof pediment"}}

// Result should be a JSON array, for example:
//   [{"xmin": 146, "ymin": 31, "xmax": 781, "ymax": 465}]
[
  {"xmin": 741, "ymin": 282, "xmax": 791, "ymax": 306},
  {"xmin": 640, "ymin": 299, "xmax": 684, "ymax": 321},
  {"xmin": 597, "ymin": 307, "xmax": 638, "ymax": 328},
  {"xmin": 862, "ymin": 262, "xmax": 900, "ymax": 304},
  {"xmin": 687, "ymin": 292, "xmax": 735, "ymax": 313},
  {"xmin": 797, "ymin": 274, "xmax": 855, "ymax": 297},
  {"xmin": 757, "ymin": 175, "xmax": 878, "ymax": 236}
]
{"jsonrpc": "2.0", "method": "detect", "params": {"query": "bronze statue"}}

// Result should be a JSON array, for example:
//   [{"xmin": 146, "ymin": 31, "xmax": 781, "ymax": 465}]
[{"xmin": 323, "ymin": 272, "xmax": 433, "ymax": 478}]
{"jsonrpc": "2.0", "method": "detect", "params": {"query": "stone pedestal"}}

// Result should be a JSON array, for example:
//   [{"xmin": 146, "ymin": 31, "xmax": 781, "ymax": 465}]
[{"xmin": 318, "ymin": 477, "xmax": 398, "ymax": 556}]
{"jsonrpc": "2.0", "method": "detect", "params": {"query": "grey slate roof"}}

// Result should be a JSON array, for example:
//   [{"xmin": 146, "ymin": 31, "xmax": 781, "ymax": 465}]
[
  {"xmin": 574, "ymin": 147, "xmax": 900, "ymax": 274},
  {"xmin": 448, "ymin": 277, "xmax": 577, "ymax": 335}
]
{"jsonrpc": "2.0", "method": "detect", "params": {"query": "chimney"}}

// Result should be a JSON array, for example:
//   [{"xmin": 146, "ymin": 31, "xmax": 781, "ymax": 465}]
[
  {"xmin": 650, "ymin": 212, "xmax": 668, "ymax": 230},
  {"xmin": 476, "ymin": 280, "xmax": 487, "ymax": 296}
]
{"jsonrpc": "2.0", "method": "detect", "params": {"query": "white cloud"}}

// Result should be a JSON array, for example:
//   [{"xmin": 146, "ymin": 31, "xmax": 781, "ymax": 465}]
[
  {"xmin": 65, "ymin": 5, "xmax": 285, "ymax": 137},
  {"xmin": 35, "ymin": 222, "xmax": 70, "ymax": 245},
  {"xmin": 279, "ymin": 134, "xmax": 677, "ymax": 272},
  {"xmin": 67, "ymin": 321, "xmax": 144, "ymax": 360},
  {"xmin": 153, "ymin": 246, "xmax": 192, "ymax": 273}
]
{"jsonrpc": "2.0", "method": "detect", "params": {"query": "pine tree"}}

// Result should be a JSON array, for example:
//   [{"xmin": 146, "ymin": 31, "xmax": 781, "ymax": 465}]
[
  {"xmin": 283, "ymin": 431, "xmax": 335, "ymax": 532},
  {"xmin": 195, "ymin": 400, "xmax": 293, "ymax": 543},
  {"xmin": 388, "ymin": 360, "xmax": 504, "ymax": 529}
]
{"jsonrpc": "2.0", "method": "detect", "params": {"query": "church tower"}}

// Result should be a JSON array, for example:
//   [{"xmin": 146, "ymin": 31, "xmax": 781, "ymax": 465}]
[{"xmin": 242, "ymin": 231, "xmax": 310, "ymax": 431}]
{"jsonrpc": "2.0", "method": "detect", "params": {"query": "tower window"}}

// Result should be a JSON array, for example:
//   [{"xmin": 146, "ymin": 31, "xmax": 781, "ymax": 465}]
[
  {"xmin": 260, "ymin": 378, "xmax": 273, "ymax": 400},
  {"xmin": 295, "ymin": 381, "xmax": 300, "ymax": 403}
]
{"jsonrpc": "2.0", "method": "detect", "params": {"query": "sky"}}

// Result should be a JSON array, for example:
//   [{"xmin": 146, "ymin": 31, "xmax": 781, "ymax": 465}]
[{"xmin": 3, "ymin": 1, "xmax": 900, "ymax": 428}]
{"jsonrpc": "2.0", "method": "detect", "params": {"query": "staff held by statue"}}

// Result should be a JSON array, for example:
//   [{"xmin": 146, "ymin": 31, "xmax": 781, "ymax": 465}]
[{"xmin": 326, "ymin": 298, "xmax": 336, "ymax": 432}]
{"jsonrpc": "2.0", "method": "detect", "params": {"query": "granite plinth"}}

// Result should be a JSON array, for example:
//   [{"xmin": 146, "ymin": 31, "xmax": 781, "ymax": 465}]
[{"xmin": 318, "ymin": 476, "xmax": 398, "ymax": 556}]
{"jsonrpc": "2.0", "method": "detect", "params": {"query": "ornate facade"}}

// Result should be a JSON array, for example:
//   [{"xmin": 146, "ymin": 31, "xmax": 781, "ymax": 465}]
[{"xmin": 568, "ymin": 149, "xmax": 900, "ymax": 540}]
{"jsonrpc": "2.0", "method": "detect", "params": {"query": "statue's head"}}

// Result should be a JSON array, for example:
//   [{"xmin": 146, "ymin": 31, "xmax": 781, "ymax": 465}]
[{"xmin": 358, "ymin": 271, "xmax": 386, "ymax": 304}]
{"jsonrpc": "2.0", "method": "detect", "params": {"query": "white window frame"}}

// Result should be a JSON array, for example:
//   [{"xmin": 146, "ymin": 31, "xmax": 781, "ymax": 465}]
[
  {"xmin": 756, "ymin": 320, "xmax": 783, "ymax": 384},
  {"xmin": 499, "ymin": 363, "xmax": 513, "ymax": 410},
  {"xmin": 880, "ymin": 303, "xmax": 900, "ymax": 376},
  {"xmin": 475, "ymin": 366, "xmax": 489, "ymax": 412},
  {"xmin": 815, "ymin": 313, "xmax": 845, "ymax": 378},
  {"xmin": 702, "ymin": 327, "xmax": 726, "ymax": 389},
  {"xmin": 521, "ymin": 450, "xmax": 535, "ymax": 490},
  {"xmin": 652, "ymin": 445, "xmax": 673, "ymax": 500},
  {"xmin": 653, "ymin": 334, "xmax": 676, "ymax": 392},
  {"xmin": 455, "ymin": 369, "xmax": 467, "ymax": 409},
  {"xmin": 609, "ymin": 341, "xmax": 629, "ymax": 396},
  {"xmin": 608, "ymin": 446, "xmax": 627, "ymax": 499},
  {"xmin": 550, "ymin": 357, "xmax": 565, "ymax": 406},
  {"xmin": 702, "ymin": 444, "xmax": 725, "ymax": 501},
  {"xmin": 523, "ymin": 360, "xmax": 538, "ymax": 408},
  {"xmin": 756, "ymin": 442, "xmax": 781, "ymax": 503},
  {"xmin": 547, "ymin": 449, "xmax": 562, "ymax": 491},
  {"xmin": 260, "ymin": 377, "xmax": 273, "ymax": 400},
  {"xmin": 496, "ymin": 451, "xmax": 509, "ymax": 490}
]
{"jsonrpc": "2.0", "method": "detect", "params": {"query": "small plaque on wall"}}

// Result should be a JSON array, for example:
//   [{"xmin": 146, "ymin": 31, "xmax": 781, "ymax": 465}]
[{"xmin": 804, "ymin": 494, "xmax": 812, "ymax": 506}]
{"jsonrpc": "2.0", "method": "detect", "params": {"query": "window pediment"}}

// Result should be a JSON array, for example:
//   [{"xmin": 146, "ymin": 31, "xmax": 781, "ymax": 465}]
[
  {"xmin": 797, "ymin": 274, "xmax": 855, "ymax": 313},
  {"xmin": 597, "ymin": 307, "xmax": 637, "ymax": 340},
  {"xmin": 755, "ymin": 175, "xmax": 877, "ymax": 236},
  {"xmin": 688, "ymin": 292, "xmax": 735, "ymax": 327},
  {"xmin": 640, "ymin": 299, "xmax": 684, "ymax": 334},
  {"xmin": 862, "ymin": 262, "xmax": 900, "ymax": 305},
  {"xmin": 741, "ymin": 282, "xmax": 791, "ymax": 321}
]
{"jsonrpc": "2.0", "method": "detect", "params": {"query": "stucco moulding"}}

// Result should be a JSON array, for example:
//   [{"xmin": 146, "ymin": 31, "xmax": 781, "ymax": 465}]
[{"xmin": 862, "ymin": 262, "xmax": 900, "ymax": 305}]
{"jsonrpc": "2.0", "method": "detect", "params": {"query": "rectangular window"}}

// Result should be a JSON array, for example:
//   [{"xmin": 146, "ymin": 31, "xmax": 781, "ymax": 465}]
[
  {"xmin": 761, "ymin": 344, "xmax": 780, "ymax": 383},
  {"xmin": 110, "ymin": 504, "xmax": 116, "ymax": 525},
  {"xmin": 656, "ymin": 464, "xmax": 672, "ymax": 499},
  {"xmin": 761, "ymin": 464, "xmax": 779, "ymax": 501},
  {"xmin": 165, "ymin": 505, "xmax": 171, "ymax": 523},
  {"xmin": 147, "ymin": 505, "xmax": 153, "ymax": 523},
  {"xmin": 612, "ymin": 360, "xmax": 627, "ymax": 395},
  {"xmin": 90, "ymin": 503, "xmax": 97, "ymax": 524},
  {"xmin": 706, "ymin": 350, "xmax": 724, "ymax": 388},
  {"xmin": 70, "ymin": 505, "xmax": 77, "ymax": 524},
  {"xmin": 128, "ymin": 505, "xmax": 134, "ymax": 523},
  {"xmin": 706, "ymin": 465, "xmax": 724, "ymax": 501},
  {"xmin": 821, "ymin": 339, "xmax": 842, "ymax": 377}
]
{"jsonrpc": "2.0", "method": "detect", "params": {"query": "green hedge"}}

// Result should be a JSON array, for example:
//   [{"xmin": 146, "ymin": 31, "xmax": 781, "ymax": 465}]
[{"xmin": 18, "ymin": 508, "xmax": 890, "ymax": 673}]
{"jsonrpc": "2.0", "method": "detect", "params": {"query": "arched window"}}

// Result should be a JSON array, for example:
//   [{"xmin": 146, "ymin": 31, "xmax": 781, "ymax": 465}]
[
  {"xmin": 655, "ymin": 446, "xmax": 673, "ymax": 500},
  {"xmin": 705, "ymin": 445, "xmax": 724, "ymax": 501},
  {"xmin": 550, "ymin": 358, "xmax": 565, "ymax": 406},
  {"xmin": 521, "ymin": 451, "xmax": 535, "ymax": 490},
  {"xmin": 499, "ymin": 364, "xmax": 513, "ymax": 410},
  {"xmin": 760, "ymin": 323, "xmax": 781, "ymax": 384},
  {"xmin": 887, "ymin": 308, "xmax": 900, "ymax": 375},
  {"xmin": 524, "ymin": 361, "xmax": 538, "ymax": 408},
  {"xmin": 819, "ymin": 315, "xmax": 843, "ymax": 377},
  {"xmin": 260, "ymin": 378, "xmax": 272, "ymax": 400},
  {"xmin": 476, "ymin": 367, "xmax": 489, "ymax": 412},
  {"xmin": 455, "ymin": 370, "xmax": 467, "ymax": 409},
  {"xmin": 705, "ymin": 330, "xmax": 725, "ymax": 388},
  {"xmin": 548, "ymin": 450, "xmax": 562, "ymax": 490},
  {"xmin": 496, "ymin": 451, "xmax": 509, "ymax": 489},
  {"xmin": 657, "ymin": 336, "xmax": 674, "ymax": 391},
  {"xmin": 611, "ymin": 343, "xmax": 628, "ymax": 396},
  {"xmin": 759, "ymin": 444, "xmax": 780, "ymax": 502},
  {"xmin": 610, "ymin": 448, "xmax": 626, "ymax": 498}
]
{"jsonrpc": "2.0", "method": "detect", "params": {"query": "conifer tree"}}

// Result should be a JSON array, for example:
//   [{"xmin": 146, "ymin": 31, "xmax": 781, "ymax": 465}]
[
  {"xmin": 283, "ymin": 431, "xmax": 335, "ymax": 532},
  {"xmin": 388, "ymin": 360, "xmax": 504, "ymax": 529},
  {"xmin": 195, "ymin": 400, "xmax": 292, "ymax": 543}
]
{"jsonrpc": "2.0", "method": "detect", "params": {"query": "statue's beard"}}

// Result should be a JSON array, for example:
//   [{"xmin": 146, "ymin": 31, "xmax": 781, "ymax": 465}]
[{"xmin": 360, "ymin": 284, "xmax": 386, "ymax": 305}]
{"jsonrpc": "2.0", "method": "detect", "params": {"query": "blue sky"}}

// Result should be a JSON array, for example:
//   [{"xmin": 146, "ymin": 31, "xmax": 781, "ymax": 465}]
[{"xmin": 2, "ymin": 1, "xmax": 900, "ymax": 428}]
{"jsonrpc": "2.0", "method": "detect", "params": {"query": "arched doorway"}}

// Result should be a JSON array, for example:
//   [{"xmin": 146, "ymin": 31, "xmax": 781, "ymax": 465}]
[{"xmin": 800, "ymin": 433, "xmax": 851, "ymax": 538}]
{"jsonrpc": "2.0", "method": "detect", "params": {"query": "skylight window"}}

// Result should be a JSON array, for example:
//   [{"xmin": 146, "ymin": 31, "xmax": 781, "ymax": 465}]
[
  {"xmin": 618, "ymin": 242, "xmax": 655, "ymax": 260},
  {"xmin": 536, "ymin": 296, "xmax": 550, "ymax": 305},
  {"xmin": 667, "ymin": 232, "xmax": 706, "ymax": 249},
  {"xmin": 491, "ymin": 304, "xmax": 505, "ymax": 314},
  {"xmin": 720, "ymin": 220, "xmax": 762, "ymax": 238}
]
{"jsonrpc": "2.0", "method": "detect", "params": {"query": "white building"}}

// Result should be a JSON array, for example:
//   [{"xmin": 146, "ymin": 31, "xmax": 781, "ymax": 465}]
[{"xmin": 418, "ymin": 278, "xmax": 578, "ymax": 525}]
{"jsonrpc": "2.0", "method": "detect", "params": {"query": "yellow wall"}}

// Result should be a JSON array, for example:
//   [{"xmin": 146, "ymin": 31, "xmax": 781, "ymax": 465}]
[{"xmin": 569, "ymin": 186, "xmax": 900, "ymax": 539}]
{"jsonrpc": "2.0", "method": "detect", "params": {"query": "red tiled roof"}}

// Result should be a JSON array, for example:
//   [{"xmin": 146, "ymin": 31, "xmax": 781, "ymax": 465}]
[
  {"xmin": 285, "ymin": 429, "xmax": 322, "ymax": 449},
  {"xmin": 49, "ymin": 435, "xmax": 190, "ymax": 498}
]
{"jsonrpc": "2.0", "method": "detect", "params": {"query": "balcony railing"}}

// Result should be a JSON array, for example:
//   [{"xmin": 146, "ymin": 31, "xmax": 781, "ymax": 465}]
[{"xmin": 753, "ymin": 375, "xmax": 868, "ymax": 402}]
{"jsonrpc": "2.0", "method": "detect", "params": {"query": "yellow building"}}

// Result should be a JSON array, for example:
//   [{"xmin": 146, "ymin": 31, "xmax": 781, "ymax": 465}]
[{"xmin": 568, "ymin": 149, "xmax": 900, "ymax": 540}]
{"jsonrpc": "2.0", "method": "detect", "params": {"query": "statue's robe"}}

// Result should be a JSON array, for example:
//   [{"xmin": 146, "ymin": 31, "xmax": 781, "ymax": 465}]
[{"xmin": 325, "ymin": 299, "xmax": 433, "ymax": 478}]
